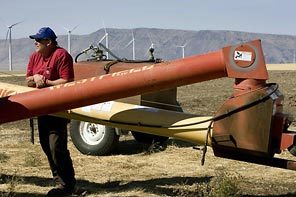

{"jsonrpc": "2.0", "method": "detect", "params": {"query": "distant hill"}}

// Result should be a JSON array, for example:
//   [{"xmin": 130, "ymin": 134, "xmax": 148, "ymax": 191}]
[{"xmin": 0, "ymin": 28, "xmax": 295, "ymax": 71}]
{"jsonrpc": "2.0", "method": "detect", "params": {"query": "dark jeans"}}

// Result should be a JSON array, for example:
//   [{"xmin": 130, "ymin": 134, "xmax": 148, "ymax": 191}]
[{"xmin": 37, "ymin": 115, "xmax": 76, "ymax": 188}]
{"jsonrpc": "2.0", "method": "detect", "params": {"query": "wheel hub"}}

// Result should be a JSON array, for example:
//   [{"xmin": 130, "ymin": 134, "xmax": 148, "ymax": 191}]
[{"xmin": 80, "ymin": 122, "xmax": 106, "ymax": 145}]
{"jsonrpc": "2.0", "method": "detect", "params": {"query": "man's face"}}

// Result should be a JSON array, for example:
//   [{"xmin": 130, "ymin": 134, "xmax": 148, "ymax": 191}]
[{"xmin": 34, "ymin": 39, "xmax": 50, "ymax": 54}]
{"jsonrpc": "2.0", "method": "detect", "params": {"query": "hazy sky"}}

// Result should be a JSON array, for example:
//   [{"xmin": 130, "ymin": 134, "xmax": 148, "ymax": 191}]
[{"xmin": 0, "ymin": 0, "xmax": 295, "ymax": 39}]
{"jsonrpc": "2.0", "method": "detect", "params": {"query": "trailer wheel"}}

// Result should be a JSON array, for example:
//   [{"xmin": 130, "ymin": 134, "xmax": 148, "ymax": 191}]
[
  {"xmin": 131, "ymin": 131, "xmax": 168, "ymax": 145},
  {"xmin": 288, "ymin": 145, "xmax": 296, "ymax": 157},
  {"xmin": 70, "ymin": 120, "xmax": 119, "ymax": 156}
]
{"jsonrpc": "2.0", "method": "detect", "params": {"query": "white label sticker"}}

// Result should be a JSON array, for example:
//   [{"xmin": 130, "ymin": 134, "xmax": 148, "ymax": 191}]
[
  {"xmin": 234, "ymin": 51, "xmax": 252, "ymax": 61},
  {"xmin": 99, "ymin": 101, "xmax": 113, "ymax": 112},
  {"xmin": 81, "ymin": 101, "xmax": 114, "ymax": 112}
]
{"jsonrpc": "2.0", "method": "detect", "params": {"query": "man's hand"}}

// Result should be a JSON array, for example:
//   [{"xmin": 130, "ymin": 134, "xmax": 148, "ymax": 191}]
[
  {"xmin": 26, "ymin": 76, "xmax": 36, "ymax": 87},
  {"xmin": 33, "ymin": 74, "xmax": 46, "ymax": 88}
]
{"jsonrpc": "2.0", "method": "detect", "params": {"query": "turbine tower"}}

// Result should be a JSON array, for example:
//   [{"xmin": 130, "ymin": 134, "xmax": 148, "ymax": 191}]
[
  {"xmin": 98, "ymin": 20, "xmax": 109, "ymax": 59},
  {"xmin": 63, "ymin": 24, "xmax": 79, "ymax": 56},
  {"xmin": 5, "ymin": 21, "xmax": 23, "ymax": 71},
  {"xmin": 176, "ymin": 42, "xmax": 187, "ymax": 59},
  {"xmin": 293, "ymin": 49, "xmax": 296, "ymax": 64},
  {"xmin": 125, "ymin": 31, "xmax": 135, "ymax": 60}
]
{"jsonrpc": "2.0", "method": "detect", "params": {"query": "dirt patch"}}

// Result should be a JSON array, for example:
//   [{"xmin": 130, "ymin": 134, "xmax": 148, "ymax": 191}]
[{"xmin": 0, "ymin": 72, "xmax": 296, "ymax": 196}]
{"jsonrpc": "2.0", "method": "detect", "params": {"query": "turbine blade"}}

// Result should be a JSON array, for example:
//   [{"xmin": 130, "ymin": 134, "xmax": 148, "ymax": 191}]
[
  {"xmin": 144, "ymin": 47, "xmax": 150, "ymax": 57},
  {"xmin": 98, "ymin": 34, "xmax": 106, "ymax": 43},
  {"xmin": 5, "ymin": 29, "xmax": 9, "ymax": 41},
  {"xmin": 62, "ymin": 26, "xmax": 69, "ymax": 31},
  {"xmin": 148, "ymin": 34, "xmax": 153, "ymax": 44},
  {"xmin": 124, "ymin": 40, "xmax": 133, "ymax": 48},
  {"xmin": 101, "ymin": 18, "xmax": 107, "ymax": 34},
  {"xmin": 4, "ymin": 29, "xmax": 9, "ymax": 47},
  {"xmin": 10, "ymin": 20, "xmax": 23, "ymax": 27},
  {"xmin": 71, "ymin": 24, "xmax": 79, "ymax": 32}
]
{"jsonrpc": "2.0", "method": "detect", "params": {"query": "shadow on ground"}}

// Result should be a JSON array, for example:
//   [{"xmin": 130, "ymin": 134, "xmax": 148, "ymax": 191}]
[
  {"xmin": 112, "ymin": 138, "xmax": 197, "ymax": 156},
  {"xmin": 0, "ymin": 173, "xmax": 210, "ymax": 196},
  {"xmin": 1, "ymin": 173, "xmax": 296, "ymax": 197}
]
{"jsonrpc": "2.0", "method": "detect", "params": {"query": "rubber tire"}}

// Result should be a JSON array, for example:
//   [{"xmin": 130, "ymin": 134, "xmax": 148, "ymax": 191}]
[
  {"xmin": 131, "ymin": 131, "xmax": 168, "ymax": 145},
  {"xmin": 70, "ymin": 120, "xmax": 119, "ymax": 156},
  {"xmin": 288, "ymin": 145, "xmax": 296, "ymax": 157}
]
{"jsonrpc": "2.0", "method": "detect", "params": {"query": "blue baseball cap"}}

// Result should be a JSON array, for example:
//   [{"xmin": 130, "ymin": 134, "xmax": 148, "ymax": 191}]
[{"xmin": 29, "ymin": 27, "xmax": 57, "ymax": 40}]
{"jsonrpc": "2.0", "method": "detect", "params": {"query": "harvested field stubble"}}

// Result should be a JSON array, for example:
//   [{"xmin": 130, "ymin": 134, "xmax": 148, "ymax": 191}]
[{"xmin": 0, "ymin": 71, "xmax": 296, "ymax": 196}]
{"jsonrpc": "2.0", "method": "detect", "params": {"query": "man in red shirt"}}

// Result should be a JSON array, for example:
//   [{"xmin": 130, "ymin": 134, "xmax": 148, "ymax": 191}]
[{"xmin": 26, "ymin": 27, "xmax": 76, "ymax": 196}]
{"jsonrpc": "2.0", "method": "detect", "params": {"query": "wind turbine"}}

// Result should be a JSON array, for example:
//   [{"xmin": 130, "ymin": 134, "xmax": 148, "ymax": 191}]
[
  {"xmin": 5, "ymin": 21, "xmax": 23, "ymax": 71},
  {"xmin": 125, "ymin": 31, "xmax": 135, "ymax": 60},
  {"xmin": 98, "ymin": 20, "xmax": 109, "ymax": 59},
  {"xmin": 63, "ymin": 24, "xmax": 79, "ymax": 55},
  {"xmin": 144, "ymin": 34, "xmax": 156, "ymax": 58},
  {"xmin": 176, "ymin": 42, "xmax": 187, "ymax": 59}
]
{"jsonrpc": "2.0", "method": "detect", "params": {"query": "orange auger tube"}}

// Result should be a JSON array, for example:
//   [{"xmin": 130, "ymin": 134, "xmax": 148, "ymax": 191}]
[{"xmin": 0, "ymin": 40, "xmax": 267, "ymax": 124}]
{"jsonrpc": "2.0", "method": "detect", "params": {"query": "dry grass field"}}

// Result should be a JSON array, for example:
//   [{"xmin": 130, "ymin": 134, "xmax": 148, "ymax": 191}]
[{"xmin": 0, "ymin": 70, "xmax": 296, "ymax": 196}]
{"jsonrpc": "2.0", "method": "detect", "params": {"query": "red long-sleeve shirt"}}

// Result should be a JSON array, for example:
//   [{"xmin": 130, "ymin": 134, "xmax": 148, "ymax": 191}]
[{"xmin": 27, "ymin": 47, "xmax": 74, "ymax": 81}]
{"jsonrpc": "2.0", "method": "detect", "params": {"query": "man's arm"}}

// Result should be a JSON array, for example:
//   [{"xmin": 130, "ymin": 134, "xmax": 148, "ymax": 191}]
[
  {"xmin": 27, "ymin": 76, "xmax": 70, "ymax": 87},
  {"xmin": 45, "ymin": 78, "xmax": 71, "ymax": 86}
]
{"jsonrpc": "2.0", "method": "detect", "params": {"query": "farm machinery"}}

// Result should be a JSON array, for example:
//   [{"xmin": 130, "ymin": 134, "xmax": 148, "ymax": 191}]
[{"xmin": 0, "ymin": 39, "xmax": 296, "ymax": 170}]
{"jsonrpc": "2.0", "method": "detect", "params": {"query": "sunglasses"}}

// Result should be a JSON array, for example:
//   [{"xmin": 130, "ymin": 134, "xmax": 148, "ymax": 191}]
[{"xmin": 35, "ymin": 38, "xmax": 48, "ymax": 43}]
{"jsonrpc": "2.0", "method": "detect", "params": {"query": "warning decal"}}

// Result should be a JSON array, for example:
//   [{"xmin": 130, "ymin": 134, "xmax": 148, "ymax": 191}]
[{"xmin": 234, "ymin": 51, "xmax": 252, "ymax": 61}]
